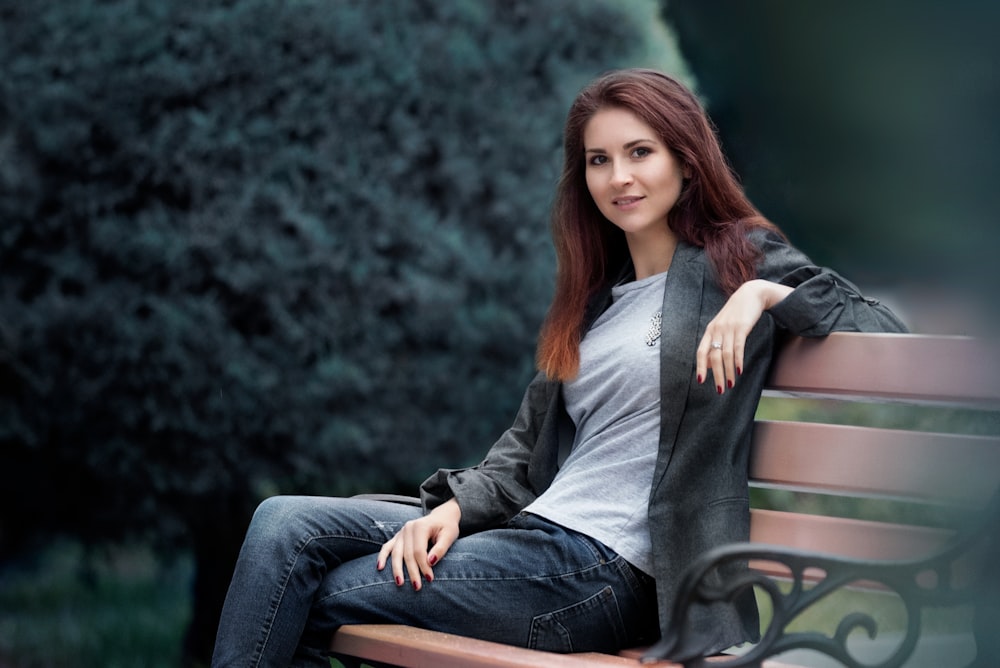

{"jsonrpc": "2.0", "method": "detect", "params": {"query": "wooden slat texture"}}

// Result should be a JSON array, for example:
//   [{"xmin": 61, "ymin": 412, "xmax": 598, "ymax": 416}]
[
  {"xmin": 330, "ymin": 624, "xmax": 665, "ymax": 667},
  {"xmin": 749, "ymin": 509, "xmax": 952, "ymax": 562},
  {"xmin": 766, "ymin": 332, "xmax": 1000, "ymax": 405},
  {"xmin": 750, "ymin": 420, "xmax": 1000, "ymax": 504},
  {"xmin": 331, "ymin": 625, "xmax": 805, "ymax": 668}
]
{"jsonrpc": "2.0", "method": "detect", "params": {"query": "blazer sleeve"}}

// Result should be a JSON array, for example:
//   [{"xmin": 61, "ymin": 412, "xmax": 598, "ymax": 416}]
[
  {"xmin": 419, "ymin": 371, "xmax": 558, "ymax": 533},
  {"xmin": 753, "ymin": 230, "xmax": 909, "ymax": 335}
]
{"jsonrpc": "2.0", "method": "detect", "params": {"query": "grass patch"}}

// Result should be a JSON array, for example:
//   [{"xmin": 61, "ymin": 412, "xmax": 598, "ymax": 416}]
[
  {"xmin": 756, "ymin": 396, "xmax": 1000, "ymax": 436},
  {"xmin": 0, "ymin": 541, "xmax": 192, "ymax": 668},
  {"xmin": 755, "ymin": 582, "xmax": 974, "ymax": 637}
]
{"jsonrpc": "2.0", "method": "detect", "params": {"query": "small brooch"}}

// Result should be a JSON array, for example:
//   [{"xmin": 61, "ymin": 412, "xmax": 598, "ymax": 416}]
[{"xmin": 645, "ymin": 311, "xmax": 662, "ymax": 346}]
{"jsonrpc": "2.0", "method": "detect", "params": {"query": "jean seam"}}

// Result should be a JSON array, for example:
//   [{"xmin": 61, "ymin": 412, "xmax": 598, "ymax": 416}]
[
  {"xmin": 317, "ymin": 561, "xmax": 607, "ymax": 606},
  {"xmin": 614, "ymin": 556, "xmax": 650, "ymax": 596},
  {"xmin": 527, "ymin": 585, "xmax": 625, "ymax": 652},
  {"xmin": 314, "ymin": 577, "xmax": 396, "ymax": 605},
  {"xmin": 253, "ymin": 531, "xmax": 386, "ymax": 668}
]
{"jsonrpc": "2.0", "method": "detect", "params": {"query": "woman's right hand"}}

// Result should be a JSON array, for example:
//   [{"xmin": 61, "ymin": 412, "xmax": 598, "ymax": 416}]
[
  {"xmin": 376, "ymin": 498, "xmax": 461, "ymax": 591},
  {"xmin": 696, "ymin": 279, "xmax": 793, "ymax": 394}
]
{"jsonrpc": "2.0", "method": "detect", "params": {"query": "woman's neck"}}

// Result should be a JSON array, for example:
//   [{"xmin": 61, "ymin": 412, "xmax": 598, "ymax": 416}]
[{"xmin": 625, "ymin": 227, "xmax": 679, "ymax": 279}]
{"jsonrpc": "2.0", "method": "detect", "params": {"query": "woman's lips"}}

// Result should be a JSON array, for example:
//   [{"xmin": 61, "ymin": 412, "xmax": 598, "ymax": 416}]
[{"xmin": 613, "ymin": 195, "xmax": 645, "ymax": 210}]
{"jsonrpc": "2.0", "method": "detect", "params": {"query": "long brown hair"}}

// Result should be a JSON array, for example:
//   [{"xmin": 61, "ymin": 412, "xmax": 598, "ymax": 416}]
[{"xmin": 536, "ymin": 68, "xmax": 781, "ymax": 380}]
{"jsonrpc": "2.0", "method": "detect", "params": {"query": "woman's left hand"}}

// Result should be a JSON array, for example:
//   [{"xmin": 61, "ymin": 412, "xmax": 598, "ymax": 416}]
[
  {"xmin": 376, "ymin": 498, "xmax": 461, "ymax": 591},
  {"xmin": 697, "ymin": 279, "xmax": 792, "ymax": 394}
]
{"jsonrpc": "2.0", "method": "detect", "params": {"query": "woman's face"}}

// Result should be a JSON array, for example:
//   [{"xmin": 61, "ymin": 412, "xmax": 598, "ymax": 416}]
[{"xmin": 583, "ymin": 107, "xmax": 687, "ymax": 241}]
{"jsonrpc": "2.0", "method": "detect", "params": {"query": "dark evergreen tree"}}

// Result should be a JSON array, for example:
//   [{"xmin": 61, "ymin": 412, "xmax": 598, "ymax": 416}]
[{"xmin": 0, "ymin": 0, "xmax": 688, "ymax": 662}]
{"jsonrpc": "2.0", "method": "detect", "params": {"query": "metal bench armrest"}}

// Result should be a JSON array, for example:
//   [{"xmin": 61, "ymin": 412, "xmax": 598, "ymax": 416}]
[{"xmin": 644, "ymin": 493, "xmax": 998, "ymax": 668}]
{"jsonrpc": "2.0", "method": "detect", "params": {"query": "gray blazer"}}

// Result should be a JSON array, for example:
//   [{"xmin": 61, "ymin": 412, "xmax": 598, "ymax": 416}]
[{"xmin": 420, "ymin": 230, "xmax": 907, "ymax": 657}]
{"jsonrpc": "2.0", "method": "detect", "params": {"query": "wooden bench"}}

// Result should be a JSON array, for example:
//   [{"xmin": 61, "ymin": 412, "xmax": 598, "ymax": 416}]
[{"xmin": 330, "ymin": 332, "xmax": 1000, "ymax": 668}]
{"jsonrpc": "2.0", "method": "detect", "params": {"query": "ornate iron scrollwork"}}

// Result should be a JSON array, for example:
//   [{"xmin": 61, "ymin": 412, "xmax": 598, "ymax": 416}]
[{"xmin": 645, "ymin": 492, "xmax": 998, "ymax": 668}]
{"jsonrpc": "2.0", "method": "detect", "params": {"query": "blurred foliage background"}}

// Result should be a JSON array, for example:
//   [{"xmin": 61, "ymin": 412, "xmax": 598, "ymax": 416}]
[
  {"xmin": 663, "ymin": 0, "xmax": 1000, "ymax": 334},
  {"xmin": 0, "ymin": 0, "xmax": 997, "ymax": 666},
  {"xmin": 0, "ymin": 0, "xmax": 687, "ymax": 664}
]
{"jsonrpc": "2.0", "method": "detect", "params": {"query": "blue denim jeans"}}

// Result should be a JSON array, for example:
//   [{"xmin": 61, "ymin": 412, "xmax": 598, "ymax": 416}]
[{"xmin": 211, "ymin": 495, "xmax": 659, "ymax": 668}]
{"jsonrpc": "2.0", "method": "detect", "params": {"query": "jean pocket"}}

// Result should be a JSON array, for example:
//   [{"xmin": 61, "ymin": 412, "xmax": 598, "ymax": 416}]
[{"xmin": 527, "ymin": 586, "xmax": 625, "ymax": 653}]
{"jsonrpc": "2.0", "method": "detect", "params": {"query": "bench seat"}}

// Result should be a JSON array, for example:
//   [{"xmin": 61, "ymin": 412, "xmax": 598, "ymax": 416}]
[{"xmin": 330, "ymin": 624, "xmax": 810, "ymax": 667}]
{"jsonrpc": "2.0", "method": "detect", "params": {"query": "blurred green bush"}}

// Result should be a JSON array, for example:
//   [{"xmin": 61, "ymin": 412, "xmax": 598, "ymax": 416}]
[{"xmin": 0, "ymin": 0, "xmax": 689, "ymax": 662}]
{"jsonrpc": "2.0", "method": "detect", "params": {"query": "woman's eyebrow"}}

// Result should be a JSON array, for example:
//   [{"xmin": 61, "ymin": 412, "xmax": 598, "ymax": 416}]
[
  {"xmin": 623, "ymin": 138, "xmax": 655, "ymax": 149},
  {"xmin": 585, "ymin": 139, "xmax": 656, "ymax": 154}
]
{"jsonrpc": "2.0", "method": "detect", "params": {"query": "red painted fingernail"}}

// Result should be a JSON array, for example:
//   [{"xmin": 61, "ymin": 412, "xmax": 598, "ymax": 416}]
[
  {"xmin": 395, "ymin": 576, "xmax": 402, "ymax": 586},
  {"xmin": 727, "ymin": 379, "xmax": 733, "ymax": 389},
  {"xmin": 717, "ymin": 385, "xmax": 723, "ymax": 395},
  {"xmin": 428, "ymin": 555, "xmax": 438, "ymax": 566},
  {"xmin": 413, "ymin": 580, "xmax": 420, "ymax": 590},
  {"xmin": 737, "ymin": 367, "xmax": 742, "ymax": 376},
  {"xmin": 697, "ymin": 374, "xmax": 703, "ymax": 384}
]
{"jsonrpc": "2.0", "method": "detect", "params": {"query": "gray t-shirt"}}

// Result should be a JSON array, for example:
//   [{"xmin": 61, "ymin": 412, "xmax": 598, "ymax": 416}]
[{"xmin": 525, "ymin": 270, "xmax": 665, "ymax": 575}]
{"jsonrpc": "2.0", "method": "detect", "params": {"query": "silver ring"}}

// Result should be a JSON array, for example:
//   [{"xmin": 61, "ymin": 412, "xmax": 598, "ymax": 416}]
[{"xmin": 711, "ymin": 341, "xmax": 723, "ymax": 350}]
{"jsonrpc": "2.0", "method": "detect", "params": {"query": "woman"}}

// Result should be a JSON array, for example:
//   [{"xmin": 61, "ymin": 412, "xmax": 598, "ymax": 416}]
[{"xmin": 212, "ymin": 69, "xmax": 906, "ymax": 667}]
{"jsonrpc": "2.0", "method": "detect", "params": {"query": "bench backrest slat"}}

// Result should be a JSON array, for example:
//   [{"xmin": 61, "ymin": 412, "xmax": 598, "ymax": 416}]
[
  {"xmin": 766, "ymin": 333, "xmax": 1000, "ymax": 405},
  {"xmin": 749, "ymin": 508, "xmax": 953, "ymax": 561},
  {"xmin": 750, "ymin": 332, "xmax": 1000, "ymax": 575},
  {"xmin": 750, "ymin": 420, "xmax": 1000, "ymax": 505}
]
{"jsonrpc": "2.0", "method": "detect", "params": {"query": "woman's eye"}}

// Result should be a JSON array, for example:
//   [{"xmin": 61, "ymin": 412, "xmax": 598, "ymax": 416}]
[
  {"xmin": 632, "ymin": 147, "xmax": 651, "ymax": 158},
  {"xmin": 588, "ymin": 154, "xmax": 608, "ymax": 166}
]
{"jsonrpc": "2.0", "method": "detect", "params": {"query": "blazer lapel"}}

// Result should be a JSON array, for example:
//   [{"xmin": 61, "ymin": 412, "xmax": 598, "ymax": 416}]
[{"xmin": 652, "ymin": 242, "xmax": 706, "ymax": 487}]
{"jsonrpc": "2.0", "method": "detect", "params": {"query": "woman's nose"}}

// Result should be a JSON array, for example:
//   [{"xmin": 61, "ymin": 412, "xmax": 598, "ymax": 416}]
[{"xmin": 610, "ymin": 162, "xmax": 633, "ymax": 187}]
